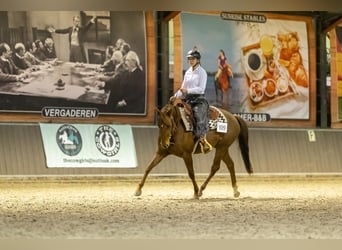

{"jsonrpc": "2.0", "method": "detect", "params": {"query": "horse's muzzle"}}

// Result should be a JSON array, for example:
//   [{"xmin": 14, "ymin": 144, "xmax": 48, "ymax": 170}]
[{"xmin": 160, "ymin": 136, "xmax": 172, "ymax": 149}]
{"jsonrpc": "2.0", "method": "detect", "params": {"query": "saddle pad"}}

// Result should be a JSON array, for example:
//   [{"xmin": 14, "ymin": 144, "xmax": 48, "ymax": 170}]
[
  {"xmin": 178, "ymin": 105, "xmax": 227, "ymax": 132},
  {"xmin": 208, "ymin": 106, "xmax": 228, "ymax": 131}
]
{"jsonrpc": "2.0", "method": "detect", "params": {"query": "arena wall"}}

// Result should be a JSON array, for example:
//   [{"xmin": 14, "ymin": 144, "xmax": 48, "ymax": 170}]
[{"xmin": 0, "ymin": 124, "xmax": 341, "ymax": 176}]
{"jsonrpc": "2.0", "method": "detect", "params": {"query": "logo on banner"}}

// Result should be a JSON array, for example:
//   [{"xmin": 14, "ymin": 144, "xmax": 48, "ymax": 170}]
[
  {"xmin": 56, "ymin": 124, "xmax": 82, "ymax": 156},
  {"xmin": 95, "ymin": 125, "xmax": 121, "ymax": 157}
]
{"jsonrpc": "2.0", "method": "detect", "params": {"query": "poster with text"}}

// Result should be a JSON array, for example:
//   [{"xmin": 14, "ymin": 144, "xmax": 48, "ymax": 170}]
[
  {"xmin": 180, "ymin": 12, "xmax": 312, "ymax": 120},
  {"xmin": 40, "ymin": 123, "xmax": 137, "ymax": 168},
  {"xmin": 0, "ymin": 11, "xmax": 149, "ymax": 118}
]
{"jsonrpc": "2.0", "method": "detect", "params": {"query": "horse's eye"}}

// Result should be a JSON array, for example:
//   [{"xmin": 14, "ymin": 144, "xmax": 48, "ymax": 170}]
[{"xmin": 160, "ymin": 124, "xmax": 164, "ymax": 128}]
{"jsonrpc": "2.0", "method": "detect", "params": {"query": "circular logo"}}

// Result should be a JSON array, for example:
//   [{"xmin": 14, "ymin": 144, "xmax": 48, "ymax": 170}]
[
  {"xmin": 95, "ymin": 125, "xmax": 120, "ymax": 157},
  {"xmin": 56, "ymin": 124, "xmax": 82, "ymax": 156}
]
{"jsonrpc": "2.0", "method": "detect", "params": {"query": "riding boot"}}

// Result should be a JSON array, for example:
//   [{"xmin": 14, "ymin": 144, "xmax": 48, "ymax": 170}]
[{"xmin": 199, "ymin": 136, "xmax": 212, "ymax": 154}]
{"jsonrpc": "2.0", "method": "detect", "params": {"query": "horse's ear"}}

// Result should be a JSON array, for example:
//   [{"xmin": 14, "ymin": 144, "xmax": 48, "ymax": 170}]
[{"xmin": 155, "ymin": 107, "xmax": 161, "ymax": 115}]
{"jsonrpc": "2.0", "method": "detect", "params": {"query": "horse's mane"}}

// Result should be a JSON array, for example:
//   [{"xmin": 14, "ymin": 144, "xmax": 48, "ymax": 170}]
[{"xmin": 158, "ymin": 102, "xmax": 183, "ymax": 135}]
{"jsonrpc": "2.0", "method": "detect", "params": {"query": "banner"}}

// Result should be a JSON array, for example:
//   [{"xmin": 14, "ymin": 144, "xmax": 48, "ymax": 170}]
[
  {"xmin": 335, "ymin": 26, "xmax": 342, "ymax": 121},
  {"xmin": 0, "ymin": 11, "xmax": 157, "ymax": 125},
  {"xmin": 40, "ymin": 123, "xmax": 137, "ymax": 168},
  {"xmin": 172, "ymin": 12, "xmax": 316, "ymax": 127},
  {"xmin": 181, "ymin": 12, "xmax": 310, "ymax": 120}
]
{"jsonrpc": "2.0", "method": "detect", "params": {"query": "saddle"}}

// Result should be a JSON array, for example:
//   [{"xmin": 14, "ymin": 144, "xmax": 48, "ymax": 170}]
[
  {"xmin": 173, "ymin": 98, "xmax": 224, "ymax": 132},
  {"xmin": 172, "ymin": 98, "xmax": 227, "ymax": 154},
  {"xmin": 173, "ymin": 98, "xmax": 194, "ymax": 131}
]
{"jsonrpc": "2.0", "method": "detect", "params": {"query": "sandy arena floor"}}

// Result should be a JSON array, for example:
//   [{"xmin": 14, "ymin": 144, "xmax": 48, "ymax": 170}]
[{"xmin": 1, "ymin": 174, "xmax": 342, "ymax": 239}]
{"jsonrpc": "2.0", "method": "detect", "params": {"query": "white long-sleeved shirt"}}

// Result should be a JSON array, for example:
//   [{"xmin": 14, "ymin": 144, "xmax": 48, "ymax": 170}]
[{"xmin": 175, "ymin": 64, "xmax": 207, "ymax": 98}]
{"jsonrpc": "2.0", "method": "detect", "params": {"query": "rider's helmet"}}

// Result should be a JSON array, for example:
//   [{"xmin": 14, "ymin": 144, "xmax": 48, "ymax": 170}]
[{"xmin": 186, "ymin": 49, "xmax": 201, "ymax": 59}]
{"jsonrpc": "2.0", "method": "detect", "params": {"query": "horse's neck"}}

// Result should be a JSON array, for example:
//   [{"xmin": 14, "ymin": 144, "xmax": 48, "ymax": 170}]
[{"xmin": 171, "ymin": 106, "xmax": 182, "ymax": 126}]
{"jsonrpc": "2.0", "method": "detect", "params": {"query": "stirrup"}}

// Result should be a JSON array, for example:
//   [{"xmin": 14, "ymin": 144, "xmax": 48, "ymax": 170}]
[{"xmin": 199, "ymin": 138, "xmax": 212, "ymax": 154}]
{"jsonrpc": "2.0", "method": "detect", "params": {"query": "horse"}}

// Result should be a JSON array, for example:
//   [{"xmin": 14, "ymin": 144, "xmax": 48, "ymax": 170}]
[
  {"xmin": 214, "ymin": 64, "xmax": 232, "ymax": 108},
  {"xmin": 134, "ymin": 99, "xmax": 253, "ymax": 199},
  {"xmin": 59, "ymin": 131, "xmax": 74, "ymax": 144},
  {"xmin": 58, "ymin": 131, "xmax": 79, "ymax": 145}
]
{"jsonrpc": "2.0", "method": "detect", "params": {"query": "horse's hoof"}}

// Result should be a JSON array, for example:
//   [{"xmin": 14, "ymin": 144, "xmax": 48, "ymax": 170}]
[
  {"xmin": 233, "ymin": 191, "xmax": 240, "ymax": 198},
  {"xmin": 134, "ymin": 190, "xmax": 142, "ymax": 196}
]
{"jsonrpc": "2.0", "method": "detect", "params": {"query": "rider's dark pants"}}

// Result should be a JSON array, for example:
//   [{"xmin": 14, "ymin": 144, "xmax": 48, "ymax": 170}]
[{"xmin": 183, "ymin": 94, "xmax": 209, "ymax": 139}]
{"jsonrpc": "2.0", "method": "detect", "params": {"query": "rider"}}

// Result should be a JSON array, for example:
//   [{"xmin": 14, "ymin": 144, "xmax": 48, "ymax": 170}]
[{"xmin": 173, "ymin": 49, "xmax": 212, "ymax": 154}]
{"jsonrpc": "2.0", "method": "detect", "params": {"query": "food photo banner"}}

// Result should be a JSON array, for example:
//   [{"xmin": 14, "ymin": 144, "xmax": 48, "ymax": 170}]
[
  {"xmin": 40, "ymin": 123, "xmax": 137, "ymax": 168},
  {"xmin": 174, "ymin": 12, "xmax": 316, "ymax": 127},
  {"xmin": 0, "ymin": 11, "xmax": 156, "ymax": 124},
  {"xmin": 334, "ymin": 26, "xmax": 342, "ymax": 122},
  {"xmin": 329, "ymin": 25, "xmax": 342, "ymax": 129}
]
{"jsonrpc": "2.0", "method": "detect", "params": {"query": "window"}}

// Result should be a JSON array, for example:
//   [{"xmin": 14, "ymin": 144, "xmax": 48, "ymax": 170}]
[{"xmin": 81, "ymin": 11, "xmax": 111, "ymax": 43}]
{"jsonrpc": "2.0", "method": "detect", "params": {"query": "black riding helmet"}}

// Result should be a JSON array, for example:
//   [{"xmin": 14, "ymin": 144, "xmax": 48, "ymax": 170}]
[{"xmin": 186, "ymin": 49, "xmax": 201, "ymax": 59}]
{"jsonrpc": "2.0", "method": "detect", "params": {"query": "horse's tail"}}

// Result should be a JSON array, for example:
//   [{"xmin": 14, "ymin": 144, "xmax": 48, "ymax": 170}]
[{"xmin": 235, "ymin": 115, "xmax": 253, "ymax": 174}]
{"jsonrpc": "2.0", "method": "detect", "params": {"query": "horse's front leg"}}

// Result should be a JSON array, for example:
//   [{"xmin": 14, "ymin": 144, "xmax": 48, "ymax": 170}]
[
  {"xmin": 134, "ymin": 152, "xmax": 167, "ymax": 196},
  {"xmin": 182, "ymin": 153, "xmax": 200, "ymax": 199}
]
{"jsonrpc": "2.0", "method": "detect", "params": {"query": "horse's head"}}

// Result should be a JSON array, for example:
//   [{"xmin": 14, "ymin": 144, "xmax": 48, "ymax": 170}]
[{"xmin": 156, "ymin": 103, "xmax": 176, "ymax": 149}]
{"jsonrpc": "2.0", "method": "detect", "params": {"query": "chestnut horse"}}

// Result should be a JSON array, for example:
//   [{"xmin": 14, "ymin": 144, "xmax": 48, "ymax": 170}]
[
  {"xmin": 135, "ymin": 99, "xmax": 253, "ymax": 198},
  {"xmin": 215, "ymin": 64, "xmax": 232, "ymax": 108}
]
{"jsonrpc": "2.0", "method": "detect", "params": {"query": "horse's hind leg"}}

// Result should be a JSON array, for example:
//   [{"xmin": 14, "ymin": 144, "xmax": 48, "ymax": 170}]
[
  {"xmin": 222, "ymin": 150, "xmax": 240, "ymax": 198},
  {"xmin": 134, "ymin": 153, "xmax": 166, "ymax": 196},
  {"xmin": 198, "ymin": 150, "xmax": 223, "ymax": 197}
]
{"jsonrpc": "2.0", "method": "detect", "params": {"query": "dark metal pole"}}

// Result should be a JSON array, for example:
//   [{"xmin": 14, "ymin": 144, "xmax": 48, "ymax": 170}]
[
  {"xmin": 156, "ymin": 11, "xmax": 171, "ymax": 108},
  {"xmin": 317, "ymin": 13, "xmax": 328, "ymax": 128}
]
